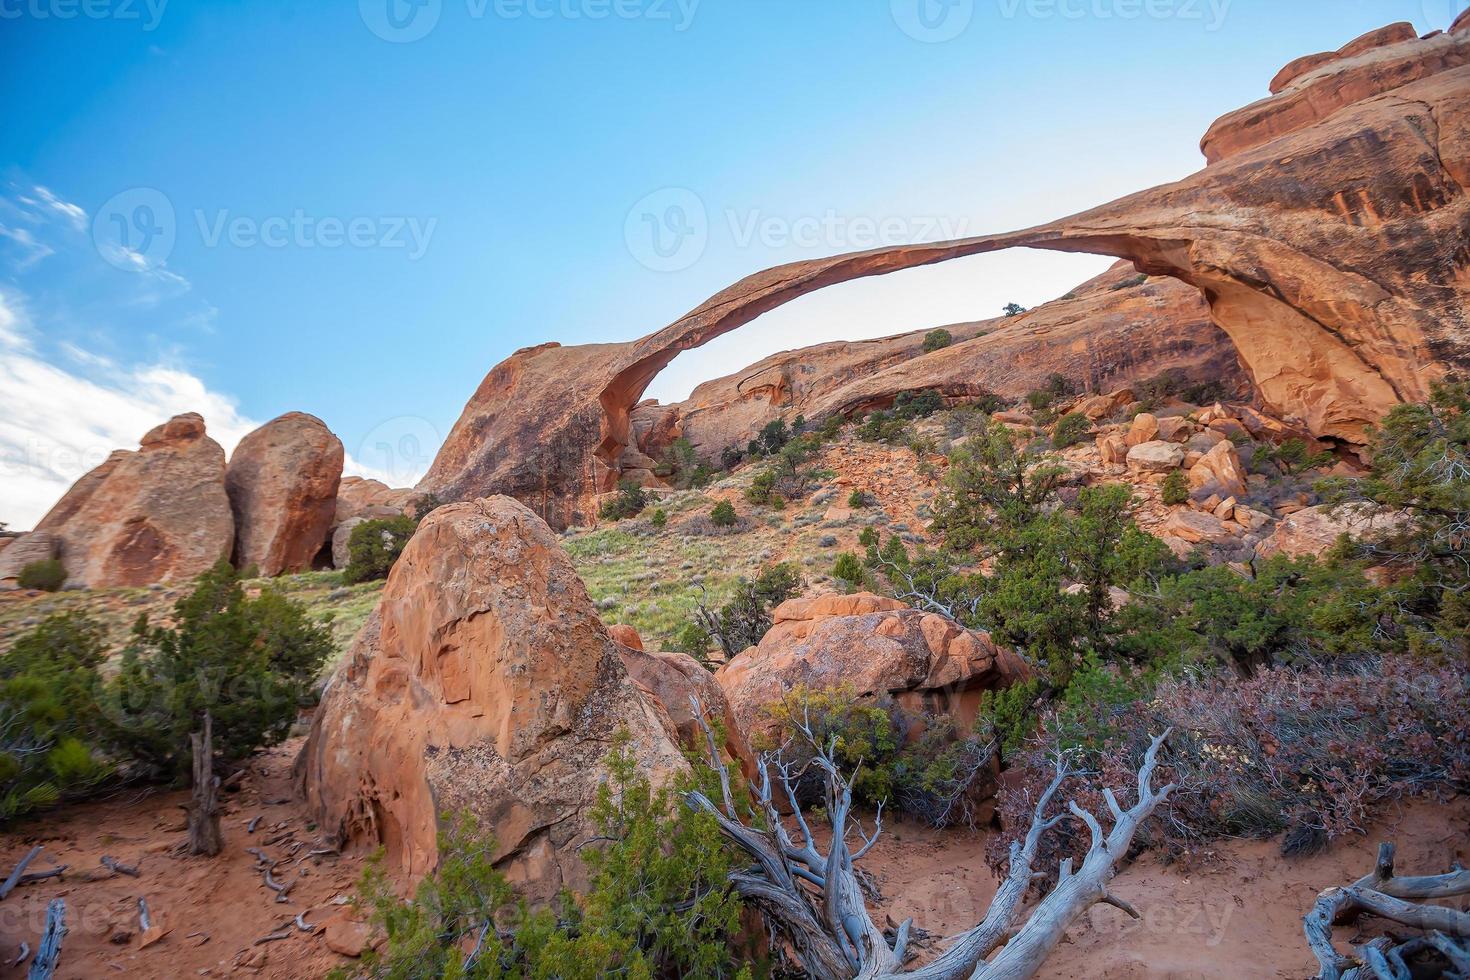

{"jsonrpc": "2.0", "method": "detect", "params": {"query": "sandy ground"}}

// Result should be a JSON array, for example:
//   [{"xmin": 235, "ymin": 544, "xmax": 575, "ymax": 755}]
[
  {"xmin": 0, "ymin": 739, "xmax": 366, "ymax": 979},
  {"xmin": 1, "ymin": 745, "xmax": 1463, "ymax": 980},
  {"xmin": 865, "ymin": 796, "xmax": 1470, "ymax": 979}
]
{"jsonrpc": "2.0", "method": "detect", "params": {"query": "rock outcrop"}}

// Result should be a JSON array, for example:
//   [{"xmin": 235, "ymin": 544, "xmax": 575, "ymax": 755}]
[
  {"xmin": 29, "ymin": 414, "xmax": 233, "ymax": 589},
  {"xmin": 419, "ymin": 22, "xmax": 1470, "ymax": 527},
  {"xmin": 297, "ymin": 496, "xmax": 688, "ymax": 899},
  {"xmin": 225, "ymin": 412, "xmax": 344, "ymax": 576},
  {"xmin": 716, "ymin": 593, "xmax": 1026, "ymax": 741},
  {"xmin": 0, "ymin": 531, "xmax": 59, "ymax": 589},
  {"xmin": 1255, "ymin": 504, "xmax": 1407, "ymax": 561}
]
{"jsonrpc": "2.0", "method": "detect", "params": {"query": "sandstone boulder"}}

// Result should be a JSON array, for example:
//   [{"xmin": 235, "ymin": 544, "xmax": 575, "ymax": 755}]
[
  {"xmin": 1074, "ymin": 388, "xmax": 1134, "ymax": 421},
  {"xmin": 334, "ymin": 477, "xmax": 416, "ymax": 526},
  {"xmin": 607, "ymin": 623, "xmax": 644, "ymax": 650},
  {"xmin": 1096, "ymin": 432, "xmax": 1127, "ymax": 465},
  {"xmin": 331, "ymin": 517, "xmax": 367, "ymax": 571},
  {"xmin": 226, "ymin": 412, "xmax": 344, "ymax": 576},
  {"xmin": 619, "ymin": 647, "xmax": 754, "ymax": 779},
  {"xmin": 716, "ymin": 593, "xmax": 1025, "ymax": 741},
  {"xmin": 1161, "ymin": 509, "xmax": 1233, "ymax": 546},
  {"xmin": 297, "ymin": 496, "xmax": 688, "ymax": 900},
  {"xmin": 1188, "ymin": 441, "xmax": 1249, "ymax": 500},
  {"xmin": 0, "ymin": 531, "xmax": 60, "ymax": 589},
  {"xmin": 1125, "ymin": 413, "xmax": 1160, "ymax": 447},
  {"xmin": 1126, "ymin": 441, "xmax": 1186, "ymax": 473},
  {"xmin": 1255, "ymin": 504, "xmax": 1406, "ymax": 560},
  {"xmin": 31, "ymin": 414, "xmax": 233, "ymax": 589}
]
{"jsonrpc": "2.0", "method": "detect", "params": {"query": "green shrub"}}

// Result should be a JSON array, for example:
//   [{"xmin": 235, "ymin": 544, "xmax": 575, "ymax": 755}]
[
  {"xmin": 710, "ymin": 500, "xmax": 737, "ymax": 527},
  {"xmin": 1025, "ymin": 389, "xmax": 1054, "ymax": 411},
  {"xmin": 832, "ymin": 552, "xmax": 865, "ymax": 590},
  {"xmin": 1161, "ymin": 470, "xmax": 1189, "ymax": 506},
  {"xmin": 857, "ymin": 527, "xmax": 880, "ymax": 549},
  {"xmin": 847, "ymin": 489, "xmax": 869, "ymax": 508},
  {"xmin": 761, "ymin": 685, "xmax": 995, "ymax": 827},
  {"xmin": 342, "ymin": 735, "xmax": 745, "ymax": 979},
  {"xmin": 1003, "ymin": 302, "xmax": 1027, "ymax": 317},
  {"xmin": 599, "ymin": 477, "xmax": 649, "ymax": 521},
  {"xmin": 343, "ymin": 516, "xmax": 417, "ymax": 584},
  {"xmin": 744, "ymin": 470, "xmax": 776, "ymax": 506},
  {"xmin": 105, "ymin": 561, "xmax": 333, "ymax": 782},
  {"xmin": 692, "ymin": 563, "xmax": 800, "ymax": 657},
  {"xmin": 0, "ymin": 613, "xmax": 110, "ymax": 821},
  {"xmin": 16, "ymin": 559, "xmax": 66, "ymax": 592},
  {"xmin": 747, "ymin": 418, "xmax": 791, "ymax": 458},
  {"xmin": 649, "ymin": 508, "xmax": 668, "ymax": 529},
  {"xmin": 1051, "ymin": 412, "xmax": 1092, "ymax": 449},
  {"xmin": 922, "ymin": 328, "xmax": 953, "ymax": 353}
]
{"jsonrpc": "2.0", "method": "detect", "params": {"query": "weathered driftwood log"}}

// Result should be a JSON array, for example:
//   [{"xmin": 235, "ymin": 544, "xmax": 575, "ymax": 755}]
[
  {"xmin": 187, "ymin": 713, "xmax": 222, "ymax": 857},
  {"xmin": 27, "ymin": 898, "xmax": 65, "ymax": 980},
  {"xmin": 0, "ymin": 847, "xmax": 43, "ymax": 900},
  {"xmin": 686, "ymin": 696, "xmax": 1174, "ymax": 980},
  {"xmin": 1305, "ymin": 842, "xmax": 1470, "ymax": 980}
]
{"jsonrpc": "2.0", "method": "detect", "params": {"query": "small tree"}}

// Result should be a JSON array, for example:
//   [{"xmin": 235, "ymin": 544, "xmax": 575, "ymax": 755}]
[
  {"xmin": 833, "ymin": 552, "xmax": 865, "ymax": 591},
  {"xmin": 692, "ymin": 563, "xmax": 799, "ymax": 657},
  {"xmin": 1051, "ymin": 412, "xmax": 1091, "ymax": 449},
  {"xmin": 0, "ymin": 613, "xmax": 109, "ymax": 821},
  {"xmin": 343, "ymin": 516, "xmax": 417, "ymax": 584},
  {"xmin": 17, "ymin": 559, "xmax": 66, "ymax": 592},
  {"xmin": 847, "ymin": 489, "xmax": 869, "ymax": 508},
  {"xmin": 710, "ymin": 500, "xmax": 737, "ymax": 527},
  {"xmin": 599, "ymin": 477, "xmax": 649, "ymax": 521},
  {"xmin": 1003, "ymin": 302, "xmax": 1028, "ymax": 317},
  {"xmin": 105, "ymin": 561, "xmax": 333, "ymax": 782},
  {"xmin": 922, "ymin": 328, "xmax": 953, "ymax": 352},
  {"xmin": 649, "ymin": 508, "xmax": 668, "ymax": 529},
  {"xmin": 1161, "ymin": 470, "xmax": 1189, "ymax": 505}
]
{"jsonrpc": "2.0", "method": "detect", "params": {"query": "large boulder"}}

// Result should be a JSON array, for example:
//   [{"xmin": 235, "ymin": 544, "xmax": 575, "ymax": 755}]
[
  {"xmin": 226, "ymin": 412, "xmax": 344, "ymax": 576},
  {"xmin": 1187, "ymin": 441, "xmax": 1249, "ymax": 500},
  {"xmin": 334, "ymin": 477, "xmax": 416, "ymax": 526},
  {"xmin": 0, "ymin": 531, "xmax": 60, "ymax": 590},
  {"xmin": 716, "ymin": 592, "xmax": 1026, "ymax": 741},
  {"xmin": 31, "ymin": 414, "xmax": 233, "ymax": 588},
  {"xmin": 297, "ymin": 496, "xmax": 688, "ymax": 900},
  {"xmin": 618, "ymin": 646, "xmax": 755, "ymax": 779},
  {"xmin": 1126, "ymin": 441, "xmax": 1186, "ymax": 473},
  {"xmin": 1255, "ymin": 504, "xmax": 1407, "ymax": 561}
]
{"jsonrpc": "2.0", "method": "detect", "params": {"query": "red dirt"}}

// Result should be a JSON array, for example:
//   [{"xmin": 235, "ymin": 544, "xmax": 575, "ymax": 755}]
[
  {"xmin": 1, "ymin": 741, "xmax": 1463, "ymax": 979},
  {"xmin": 864, "ymin": 796, "xmax": 1470, "ymax": 979},
  {"xmin": 0, "ymin": 739, "xmax": 366, "ymax": 979}
]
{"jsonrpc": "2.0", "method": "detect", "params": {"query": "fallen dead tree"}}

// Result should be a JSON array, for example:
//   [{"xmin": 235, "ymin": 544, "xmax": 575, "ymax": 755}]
[
  {"xmin": 1305, "ymin": 842, "xmax": 1470, "ymax": 980},
  {"xmin": 687, "ymin": 696, "xmax": 1174, "ymax": 980}
]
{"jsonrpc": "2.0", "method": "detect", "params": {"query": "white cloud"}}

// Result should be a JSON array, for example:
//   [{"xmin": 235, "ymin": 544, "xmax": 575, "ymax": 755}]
[
  {"xmin": 0, "ymin": 304, "xmax": 418, "ymax": 530},
  {"xmin": 0, "ymin": 225, "xmax": 54, "ymax": 271},
  {"xmin": 31, "ymin": 186, "xmax": 86, "ymax": 231}
]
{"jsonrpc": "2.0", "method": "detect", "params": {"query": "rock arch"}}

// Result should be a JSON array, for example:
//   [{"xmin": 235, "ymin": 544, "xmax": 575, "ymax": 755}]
[{"xmin": 421, "ymin": 27, "xmax": 1469, "ymax": 527}]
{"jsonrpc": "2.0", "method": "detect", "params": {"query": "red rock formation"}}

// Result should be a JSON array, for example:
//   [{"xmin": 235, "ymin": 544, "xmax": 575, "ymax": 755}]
[
  {"xmin": 634, "ymin": 265, "xmax": 1242, "ymax": 465},
  {"xmin": 715, "ymin": 593, "xmax": 1025, "ymax": 742},
  {"xmin": 225, "ymin": 412, "xmax": 344, "ymax": 576},
  {"xmin": 422, "ymin": 23, "xmax": 1470, "ymax": 528},
  {"xmin": 30, "ymin": 413, "xmax": 234, "ymax": 589},
  {"xmin": 296, "ymin": 496, "xmax": 688, "ymax": 899},
  {"xmin": 0, "ymin": 531, "xmax": 60, "ymax": 589}
]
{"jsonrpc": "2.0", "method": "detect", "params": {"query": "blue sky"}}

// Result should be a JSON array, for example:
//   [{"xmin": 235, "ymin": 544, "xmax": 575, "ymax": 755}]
[{"xmin": 0, "ymin": 0, "xmax": 1458, "ymax": 527}]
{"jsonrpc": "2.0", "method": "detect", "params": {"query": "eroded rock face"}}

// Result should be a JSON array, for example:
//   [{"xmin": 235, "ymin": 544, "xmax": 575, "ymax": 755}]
[
  {"xmin": 0, "ymin": 531, "xmax": 60, "ymax": 589},
  {"xmin": 420, "ymin": 23, "xmax": 1469, "ymax": 527},
  {"xmin": 226, "ymin": 412, "xmax": 344, "ymax": 576},
  {"xmin": 716, "ymin": 593, "xmax": 1026, "ymax": 742},
  {"xmin": 32, "ymin": 414, "xmax": 233, "ymax": 588},
  {"xmin": 1255, "ymin": 504, "xmax": 1407, "ymax": 561},
  {"xmin": 297, "ymin": 496, "xmax": 688, "ymax": 900}
]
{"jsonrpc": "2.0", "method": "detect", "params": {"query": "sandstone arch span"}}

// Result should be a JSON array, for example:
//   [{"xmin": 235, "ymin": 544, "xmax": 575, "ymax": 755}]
[{"xmin": 421, "ymin": 24, "xmax": 1469, "ymax": 528}]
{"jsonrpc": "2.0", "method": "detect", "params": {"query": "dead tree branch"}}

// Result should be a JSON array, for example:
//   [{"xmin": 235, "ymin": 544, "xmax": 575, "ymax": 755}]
[
  {"xmin": 1305, "ymin": 842, "xmax": 1470, "ymax": 980},
  {"xmin": 685, "ymin": 697, "xmax": 1173, "ymax": 980},
  {"xmin": 27, "ymin": 899, "xmax": 65, "ymax": 980},
  {"xmin": 187, "ymin": 713, "xmax": 222, "ymax": 857}
]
